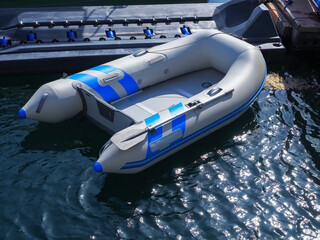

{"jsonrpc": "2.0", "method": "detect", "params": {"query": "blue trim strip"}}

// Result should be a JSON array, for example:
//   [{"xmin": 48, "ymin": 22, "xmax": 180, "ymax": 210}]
[
  {"xmin": 100, "ymin": 85, "xmax": 121, "ymax": 102},
  {"xmin": 145, "ymin": 113, "xmax": 161, "ymax": 126},
  {"xmin": 169, "ymin": 102, "xmax": 184, "ymax": 115},
  {"xmin": 312, "ymin": 0, "xmax": 320, "ymax": 10},
  {"xmin": 91, "ymin": 64, "xmax": 140, "ymax": 96},
  {"xmin": 18, "ymin": 109, "xmax": 26, "ymax": 119},
  {"xmin": 28, "ymin": 32, "xmax": 35, "ymax": 41},
  {"xmin": 121, "ymin": 62, "xmax": 267, "ymax": 170},
  {"xmin": 146, "ymin": 126, "xmax": 163, "ymax": 158},
  {"xmin": 69, "ymin": 72, "xmax": 120, "ymax": 102},
  {"xmin": 69, "ymin": 65, "xmax": 139, "ymax": 102},
  {"xmin": 90, "ymin": 65, "xmax": 117, "ymax": 74},
  {"xmin": 90, "ymin": 65, "xmax": 139, "ymax": 95},
  {"xmin": 181, "ymin": 27, "xmax": 191, "ymax": 35},
  {"xmin": 0, "ymin": 38, "xmax": 8, "ymax": 48},
  {"xmin": 118, "ymin": 77, "xmax": 140, "ymax": 95},
  {"xmin": 145, "ymin": 29, "xmax": 153, "ymax": 38},
  {"xmin": 172, "ymin": 115, "xmax": 186, "ymax": 137},
  {"xmin": 144, "ymin": 113, "xmax": 162, "ymax": 158},
  {"xmin": 67, "ymin": 31, "xmax": 75, "ymax": 40},
  {"xmin": 169, "ymin": 102, "xmax": 186, "ymax": 139},
  {"xmin": 69, "ymin": 73, "xmax": 97, "ymax": 83},
  {"xmin": 107, "ymin": 30, "xmax": 115, "ymax": 38}
]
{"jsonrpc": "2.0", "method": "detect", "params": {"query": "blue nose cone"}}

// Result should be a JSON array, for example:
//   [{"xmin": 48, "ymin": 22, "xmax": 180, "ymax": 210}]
[
  {"xmin": 94, "ymin": 162, "xmax": 103, "ymax": 173},
  {"xmin": 18, "ymin": 109, "xmax": 26, "ymax": 119}
]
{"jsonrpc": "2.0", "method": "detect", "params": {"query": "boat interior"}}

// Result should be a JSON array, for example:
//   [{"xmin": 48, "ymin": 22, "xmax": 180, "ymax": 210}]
[{"xmin": 78, "ymin": 67, "xmax": 225, "ymax": 134}]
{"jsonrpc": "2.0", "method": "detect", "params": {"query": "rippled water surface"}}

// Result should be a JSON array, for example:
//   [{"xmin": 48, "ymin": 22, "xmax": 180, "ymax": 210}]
[{"xmin": 1, "ymin": 51, "xmax": 320, "ymax": 239}]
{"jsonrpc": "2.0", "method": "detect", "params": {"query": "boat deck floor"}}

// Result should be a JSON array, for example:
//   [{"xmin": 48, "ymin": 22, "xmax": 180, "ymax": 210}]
[{"xmin": 111, "ymin": 68, "xmax": 225, "ymax": 122}]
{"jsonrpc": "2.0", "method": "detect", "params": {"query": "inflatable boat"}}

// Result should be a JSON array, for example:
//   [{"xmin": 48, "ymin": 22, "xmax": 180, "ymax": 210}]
[{"xmin": 19, "ymin": 29, "xmax": 267, "ymax": 174}]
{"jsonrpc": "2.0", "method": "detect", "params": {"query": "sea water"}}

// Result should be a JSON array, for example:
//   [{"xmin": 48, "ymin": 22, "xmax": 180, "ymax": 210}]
[{"xmin": 0, "ymin": 3, "xmax": 320, "ymax": 238}]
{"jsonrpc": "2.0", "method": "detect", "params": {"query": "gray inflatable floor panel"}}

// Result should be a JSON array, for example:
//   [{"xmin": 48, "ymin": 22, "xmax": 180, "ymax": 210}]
[{"xmin": 112, "ymin": 68, "xmax": 224, "ymax": 122}]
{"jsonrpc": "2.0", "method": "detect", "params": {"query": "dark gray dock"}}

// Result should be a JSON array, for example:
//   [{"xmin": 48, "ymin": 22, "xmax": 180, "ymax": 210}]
[
  {"xmin": 266, "ymin": 0, "xmax": 320, "ymax": 50},
  {"xmin": 0, "ymin": 0, "xmax": 285, "ymax": 76}
]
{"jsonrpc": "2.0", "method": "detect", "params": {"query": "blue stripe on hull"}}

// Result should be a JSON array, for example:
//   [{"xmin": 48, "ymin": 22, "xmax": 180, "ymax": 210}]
[
  {"xmin": 100, "ymin": 86, "xmax": 121, "ymax": 102},
  {"xmin": 171, "ymin": 115, "xmax": 186, "ymax": 140},
  {"xmin": 69, "ymin": 73, "xmax": 98, "ymax": 86},
  {"xmin": 69, "ymin": 65, "xmax": 139, "ymax": 102},
  {"xmin": 169, "ymin": 102, "xmax": 186, "ymax": 144},
  {"xmin": 144, "ymin": 113, "xmax": 163, "ymax": 158},
  {"xmin": 90, "ymin": 65, "xmax": 117, "ymax": 74},
  {"xmin": 119, "ymin": 77, "xmax": 139, "ymax": 95},
  {"xmin": 168, "ymin": 102, "xmax": 184, "ymax": 115},
  {"xmin": 145, "ymin": 113, "xmax": 161, "ymax": 127}
]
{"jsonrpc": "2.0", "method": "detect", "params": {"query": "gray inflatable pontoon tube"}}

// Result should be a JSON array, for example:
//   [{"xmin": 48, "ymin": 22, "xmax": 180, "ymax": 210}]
[{"xmin": 20, "ymin": 29, "xmax": 267, "ymax": 174}]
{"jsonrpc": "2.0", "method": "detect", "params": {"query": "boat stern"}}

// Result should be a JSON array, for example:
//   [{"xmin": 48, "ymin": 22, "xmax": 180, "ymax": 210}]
[{"xmin": 19, "ymin": 79, "xmax": 83, "ymax": 123}]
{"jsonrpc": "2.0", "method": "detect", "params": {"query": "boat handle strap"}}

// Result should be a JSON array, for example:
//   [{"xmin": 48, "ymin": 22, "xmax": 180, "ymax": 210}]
[{"xmin": 35, "ymin": 92, "xmax": 48, "ymax": 114}]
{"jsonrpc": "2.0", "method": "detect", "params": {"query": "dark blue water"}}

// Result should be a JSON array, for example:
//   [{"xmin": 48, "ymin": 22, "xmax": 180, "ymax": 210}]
[{"xmin": 1, "ymin": 49, "xmax": 320, "ymax": 240}]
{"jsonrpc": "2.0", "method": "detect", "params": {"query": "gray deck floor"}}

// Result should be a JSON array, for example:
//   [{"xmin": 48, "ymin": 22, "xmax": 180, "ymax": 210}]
[{"xmin": 111, "ymin": 68, "xmax": 225, "ymax": 122}]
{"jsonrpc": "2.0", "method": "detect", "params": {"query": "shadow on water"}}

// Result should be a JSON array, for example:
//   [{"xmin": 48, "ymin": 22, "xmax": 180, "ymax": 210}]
[
  {"xmin": 267, "ymin": 52, "xmax": 320, "ymax": 108},
  {"xmin": 21, "ymin": 115, "xmax": 110, "ymax": 156},
  {"xmin": 97, "ymin": 106, "xmax": 257, "ymax": 203},
  {"xmin": 0, "ymin": 73, "xmax": 61, "ymax": 88},
  {"xmin": 267, "ymin": 52, "xmax": 320, "ymax": 170},
  {"xmin": 287, "ymin": 89, "xmax": 320, "ymax": 170}
]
